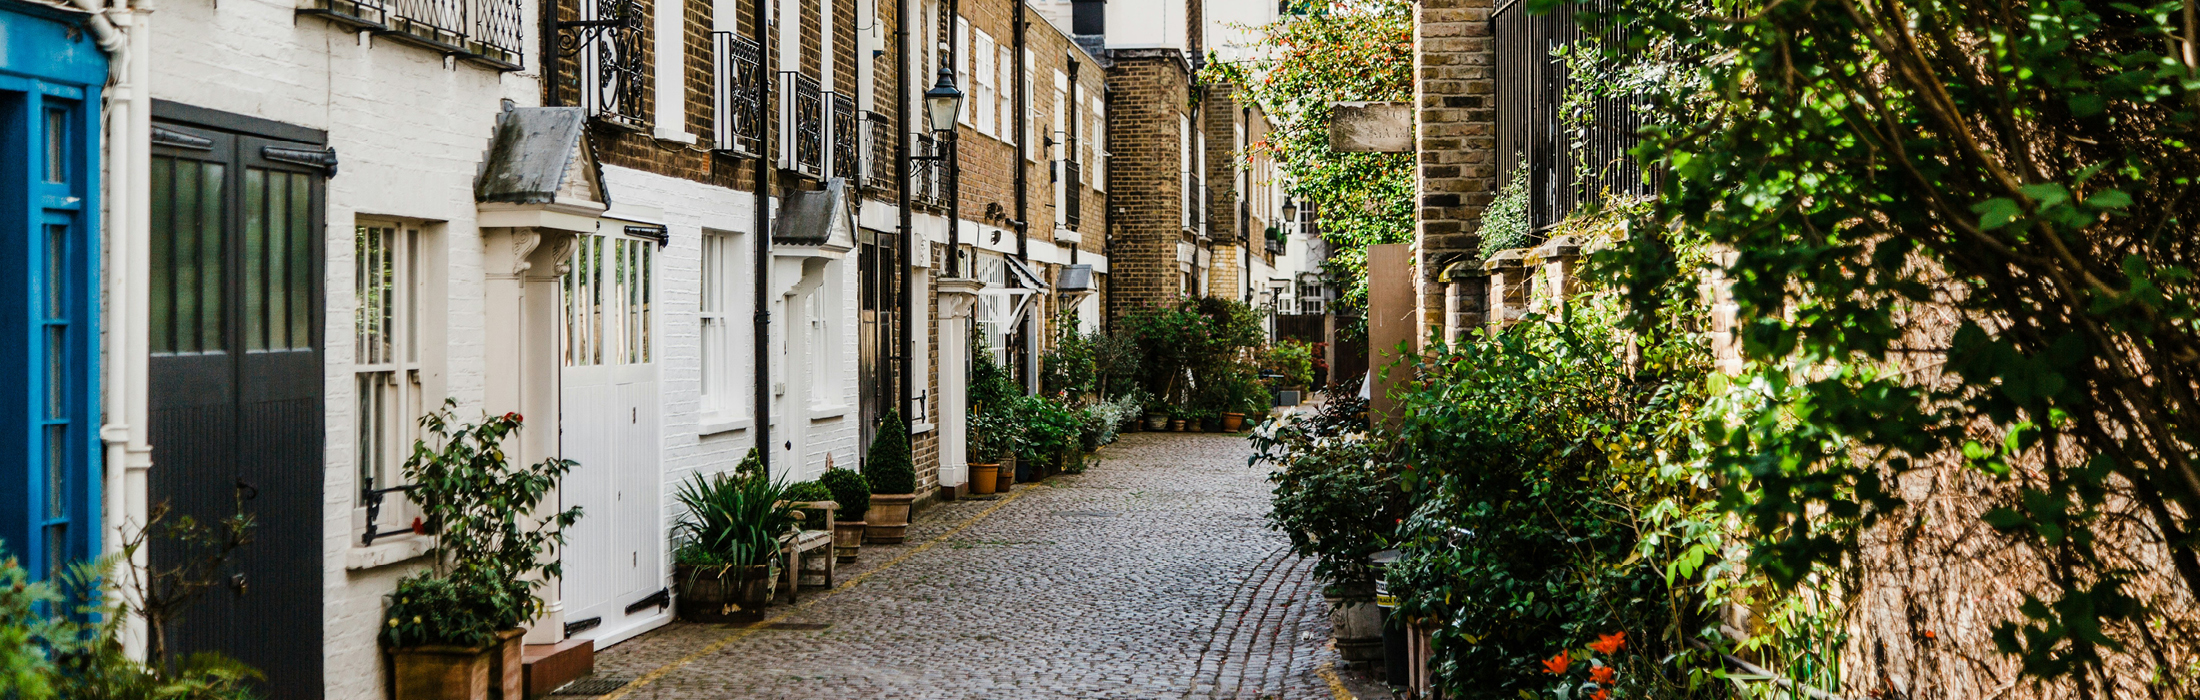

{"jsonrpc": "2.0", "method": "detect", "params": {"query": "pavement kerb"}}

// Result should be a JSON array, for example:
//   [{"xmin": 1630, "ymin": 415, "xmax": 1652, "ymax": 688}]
[{"xmin": 597, "ymin": 482, "xmax": 1045, "ymax": 700}]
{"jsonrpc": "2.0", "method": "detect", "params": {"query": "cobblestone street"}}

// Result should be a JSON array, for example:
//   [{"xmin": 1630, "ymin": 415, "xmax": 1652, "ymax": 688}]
[{"xmin": 579, "ymin": 431, "xmax": 1346, "ymax": 700}]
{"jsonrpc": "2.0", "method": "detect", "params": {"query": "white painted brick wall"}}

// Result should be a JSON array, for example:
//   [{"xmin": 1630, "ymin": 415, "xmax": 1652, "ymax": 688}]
[{"xmin": 151, "ymin": 1, "xmax": 540, "ymax": 696}]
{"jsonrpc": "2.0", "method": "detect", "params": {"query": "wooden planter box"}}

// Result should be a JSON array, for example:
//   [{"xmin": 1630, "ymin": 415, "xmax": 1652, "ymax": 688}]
[
  {"xmin": 832, "ymin": 520, "xmax": 865, "ymax": 562},
  {"xmin": 390, "ymin": 629, "xmax": 521, "ymax": 700},
  {"xmin": 674, "ymin": 564, "xmax": 774, "ymax": 622}
]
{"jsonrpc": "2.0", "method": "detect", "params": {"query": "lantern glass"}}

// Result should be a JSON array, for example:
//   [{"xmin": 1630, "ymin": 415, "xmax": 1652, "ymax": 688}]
[{"xmin": 924, "ymin": 69, "xmax": 964, "ymax": 132}]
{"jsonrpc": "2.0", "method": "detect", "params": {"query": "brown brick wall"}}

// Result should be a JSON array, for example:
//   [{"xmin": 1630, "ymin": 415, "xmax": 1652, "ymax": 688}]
[
  {"xmin": 1103, "ymin": 50, "xmax": 1197, "ymax": 322},
  {"xmin": 1414, "ymin": 0, "xmax": 1498, "ymax": 339}
]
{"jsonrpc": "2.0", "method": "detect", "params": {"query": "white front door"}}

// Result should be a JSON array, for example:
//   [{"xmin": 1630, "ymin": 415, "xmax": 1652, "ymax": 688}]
[{"xmin": 560, "ymin": 232, "xmax": 664, "ymax": 645}]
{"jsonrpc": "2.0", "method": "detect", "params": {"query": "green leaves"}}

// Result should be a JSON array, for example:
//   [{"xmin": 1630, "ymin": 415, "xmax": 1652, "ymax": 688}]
[{"xmin": 399, "ymin": 400, "xmax": 583, "ymax": 638}]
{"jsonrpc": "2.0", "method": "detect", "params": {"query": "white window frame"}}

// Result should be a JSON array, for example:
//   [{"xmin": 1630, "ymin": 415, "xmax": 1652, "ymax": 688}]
[
  {"xmin": 699, "ymin": 230, "xmax": 750, "ymax": 424},
  {"xmin": 974, "ymin": 29, "xmax": 997, "ymax": 137},
  {"xmin": 957, "ymin": 17, "xmax": 974, "ymax": 127},
  {"xmin": 1091, "ymin": 95, "xmax": 1106, "ymax": 192},
  {"xmin": 352, "ymin": 220, "xmax": 435, "ymax": 544}
]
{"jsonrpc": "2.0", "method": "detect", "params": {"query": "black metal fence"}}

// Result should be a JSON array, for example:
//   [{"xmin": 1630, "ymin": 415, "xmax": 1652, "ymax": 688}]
[
  {"xmin": 782, "ymin": 72, "xmax": 824, "ymax": 179},
  {"xmin": 712, "ymin": 32, "xmax": 764, "ymax": 156},
  {"xmin": 578, "ymin": 0, "xmax": 647, "ymax": 128},
  {"xmin": 1493, "ymin": 0, "xmax": 1654, "ymax": 230},
  {"xmin": 911, "ymin": 132, "xmax": 949, "ymax": 209},
  {"xmin": 830, "ymin": 92, "xmax": 859, "ymax": 184}
]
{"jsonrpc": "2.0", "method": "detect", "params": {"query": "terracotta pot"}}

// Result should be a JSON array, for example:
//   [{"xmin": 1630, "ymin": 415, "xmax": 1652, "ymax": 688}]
[
  {"xmin": 832, "ymin": 521, "xmax": 866, "ymax": 562},
  {"xmin": 1144, "ymin": 413, "xmax": 1168, "ymax": 431},
  {"xmin": 390, "ymin": 643, "xmax": 490, "ymax": 700},
  {"xmin": 1222, "ymin": 412, "xmax": 1246, "ymax": 432},
  {"xmin": 968, "ymin": 463, "xmax": 1000, "ymax": 495},
  {"xmin": 1170, "ymin": 419, "xmax": 1187, "ymax": 432},
  {"xmin": 996, "ymin": 454, "xmax": 1017, "ymax": 491},
  {"xmin": 675, "ymin": 564, "xmax": 774, "ymax": 622},
  {"xmin": 865, "ymin": 493, "xmax": 915, "ymax": 544}
]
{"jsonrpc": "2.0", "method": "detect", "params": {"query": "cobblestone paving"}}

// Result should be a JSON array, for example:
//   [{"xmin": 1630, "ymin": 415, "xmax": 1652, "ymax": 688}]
[{"xmin": 583, "ymin": 431, "xmax": 1343, "ymax": 700}]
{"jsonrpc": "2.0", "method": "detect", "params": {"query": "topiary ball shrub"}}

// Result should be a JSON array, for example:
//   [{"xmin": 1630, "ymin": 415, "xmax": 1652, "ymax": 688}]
[
  {"xmin": 786, "ymin": 480, "xmax": 834, "ymax": 529},
  {"xmin": 819, "ymin": 467, "xmax": 870, "ymax": 521},
  {"xmin": 864, "ymin": 409, "xmax": 916, "ymax": 495}
]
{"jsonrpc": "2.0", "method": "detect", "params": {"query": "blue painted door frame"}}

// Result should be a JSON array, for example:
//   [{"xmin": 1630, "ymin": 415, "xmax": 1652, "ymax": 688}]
[{"xmin": 0, "ymin": 2, "xmax": 107, "ymax": 581}]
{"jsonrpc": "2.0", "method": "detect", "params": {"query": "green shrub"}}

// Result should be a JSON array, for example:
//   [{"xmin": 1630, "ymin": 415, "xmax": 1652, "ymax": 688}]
[
  {"xmin": 383, "ymin": 570, "xmax": 516, "ymax": 649},
  {"xmin": 1249, "ymin": 396, "xmax": 1399, "ymax": 597},
  {"xmin": 1476, "ymin": 162, "xmax": 1532, "ymax": 258},
  {"xmin": 672, "ymin": 454, "xmax": 796, "ymax": 570},
  {"xmin": 1265, "ymin": 340, "xmax": 1316, "ymax": 388},
  {"xmin": 864, "ymin": 409, "xmax": 916, "ymax": 495},
  {"xmin": 785, "ymin": 480, "xmax": 834, "ymax": 529},
  {"xmin": 819, "ymin": 467, "xmax": 871, "ymax": 521}
]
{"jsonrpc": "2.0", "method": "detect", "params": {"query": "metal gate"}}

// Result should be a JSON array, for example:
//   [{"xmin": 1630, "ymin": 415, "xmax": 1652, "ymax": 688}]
[
  {"xmin": 559, "ymin": 229, "xmax": 662, "ymax": 645},
  {"xmin": 147, "ymin": 110, "xmax": 329, "ymax": 699}
]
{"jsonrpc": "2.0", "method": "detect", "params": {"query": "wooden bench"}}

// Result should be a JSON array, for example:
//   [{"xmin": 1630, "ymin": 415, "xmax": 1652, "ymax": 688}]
[{"xmin": 777, "ymin": 500, "xmax": 838, "ymax": 603}]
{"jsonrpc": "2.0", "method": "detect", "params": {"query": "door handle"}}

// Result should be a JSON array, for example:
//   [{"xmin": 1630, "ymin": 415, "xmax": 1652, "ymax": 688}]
[
  {"xmin": 234, "ymin": 478, "xmax": 259, "ymax": 501},
  {"xmin": 230, "ymin": 573, "xmax": 249, "ymax": 596}
]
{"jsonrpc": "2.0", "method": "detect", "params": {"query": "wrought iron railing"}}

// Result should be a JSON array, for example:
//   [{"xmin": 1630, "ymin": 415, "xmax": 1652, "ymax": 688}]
[
  {"xmin": 298, "ymin": 0, "xmax": 387, "ymax": 30},
  {"xmin": 911, "ymin": 132, "xmax": 950, "ymax": 209},
  {"xmin": 578, "ymin": 0, "xmax": 647, "ymax": 128},
  {"xmin": 1063, "ymin": 160, "xmax": 1082, "ymax": 230},
  {"xmin": 781, "ymin": 72, "xmax": 824, "ymax": 178},
  {"xmin": 865, "ymin": 112, "xmax": 894, "ymax": 191},
  {"xmin": 388, "ymin": 0, "xmax": 467, "ymax": 51},
  {"xmin": 712, "ymin": 32, "xmax": 764, "ymax": 156},
  {"xmin": 1494, "ymin": 0, "xmax": 1651, "ymax": 230},
  {"xmin": 466, "ymin": 0, "xmax": 522, "ymax": 68},
  {"xmin": 829, "ymin": 92, "xmax": 859, "ymax": 184}
]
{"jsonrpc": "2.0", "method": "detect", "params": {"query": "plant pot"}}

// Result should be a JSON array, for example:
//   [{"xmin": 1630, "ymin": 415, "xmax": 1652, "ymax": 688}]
[
  {"xmin": 1144, "ymin": 413, "xmax": 1168, "ymax": 431},
  {"xmin": 675, "ymin": 564, "xmax": 775, "ymax": 622},
  {"xmin": 488, "ymin": 629, "xmax": 525, "ymax": 700},
  {"xmin": 832, "ymin": 521, "xmax": 866, "ymax": 562},
  {"xmin": 968, "ymin": 463, "xmax": 1000, "ymax": 495},
  {"xmin": 1325, "ymin": 585, "xmax": 1385, "ymax": 663},
  {"xmin": 997, "ymin": 454, "xmax": 1017, "ymax": 491},
  {"xmin": 1170, "ymin": 419, "xmax": 1187, "ymax": 432},
  {"xmin": 390, "ymin": 644, "xmax": 491, "ymax": 700},
  {"xmin": 1222, "ymin": 412, "xmax": 1246, "ymax": 432},
  {"xmin": 865, "ymin": 493, "xmax": 915, "ymax": 544}
]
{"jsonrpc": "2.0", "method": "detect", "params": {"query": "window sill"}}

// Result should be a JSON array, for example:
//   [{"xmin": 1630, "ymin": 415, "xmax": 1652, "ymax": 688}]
[
  {"xmin": 808, "ymin": 405, "xmax": 850, "ymax": 421},
  {"xmin": 346, "ymin": 534, "xmax": 434, "ymax": 571},
  {"xmin": 912, "ymin": 421, "xmax": 936, "ymax": 434},
  {"xmin": 698, "ymin": 416, "xmax": 753, "ymax": 437}
]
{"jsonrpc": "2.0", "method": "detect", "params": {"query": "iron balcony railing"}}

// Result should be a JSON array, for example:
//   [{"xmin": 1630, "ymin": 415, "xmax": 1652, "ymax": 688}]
[
  {"xmin": 911, "ymin": 132, "xmax": 950, "ymax": 209},
  {"xmin": 578, "ymin": 0, "xmax": 647, "ymax": 128},
  {"xmin": 302, "ymin": 0, "xmax": 520, "ymax": 69},
  {"xmin": 781, "ymin": 72, "xmax": 824, "ymax": 179},
  {"xmin": 712, "ymin": 32, "xmax": 765, "ymax": 157},
  {"xmin": 829, "ymin": 92, "xmax": 859, "ymax": 184},
  {"xmin": 1493, "ymin": 0, "xmax": 1653, "ymax": 230},
  {"xmin": 865, "ymin": 112, "xmax": 894, "ymax": 191},
  {"xmin": 1062, "ymin": 160, "xmax": 1081, "ymax": 230}
]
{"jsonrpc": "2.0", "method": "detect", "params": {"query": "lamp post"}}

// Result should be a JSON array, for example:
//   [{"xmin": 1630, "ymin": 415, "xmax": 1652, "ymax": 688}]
[
  {"xmin": 923, "ymin": 67, "xmax": 964, "ymax": 133},
  {"xmin": 1280, "ymin": 197, "xmax": 1298, "ymax": 224}
]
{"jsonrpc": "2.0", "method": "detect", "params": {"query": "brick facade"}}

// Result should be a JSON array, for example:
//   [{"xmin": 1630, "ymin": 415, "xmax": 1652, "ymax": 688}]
[
  {"xmin": 1103, "ymin": 49, "xmax": 1198, "ymax": 319},
  {"xmin": 1413, "ymin": 0, "xmax": 1499, "ymax": 341}
]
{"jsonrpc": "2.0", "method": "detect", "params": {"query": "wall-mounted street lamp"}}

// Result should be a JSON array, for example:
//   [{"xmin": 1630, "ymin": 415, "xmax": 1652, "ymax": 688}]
[
  {"xmin": 1280, "ymin": 197, "xmax": 1298, "ymax": 222},
  {"xmin": 923, "ymin": 67, "xmax": 965, "ymax": 134}
]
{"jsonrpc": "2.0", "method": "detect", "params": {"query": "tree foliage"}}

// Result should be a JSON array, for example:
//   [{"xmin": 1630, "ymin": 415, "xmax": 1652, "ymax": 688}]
[
  {"xmin": 1600, "ymin": 0, "xmax": 2200, "ymax": 687},
  {"xmin": 1204, "ymin": 0, "xmax": 1415, "ymax": 315}
]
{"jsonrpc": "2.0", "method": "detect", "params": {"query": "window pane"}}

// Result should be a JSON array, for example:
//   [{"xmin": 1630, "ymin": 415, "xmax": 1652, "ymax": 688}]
[
  {"xmin": 45, "ymin": 424, "xmax": 66, "ymax": 520},
  {"xmin": 150, "ymin": 159, "xmax": 175, "ymax": 353},
  {"xmin": 289, "ymin": 173, "xmax": 312, "ymax": 348},
  {"xmin": 44, "ymin": 224, "xmax": 66, "ymax": 319},
  {"xmin": 45, "ymin": 108, "xmax": 65, "ymax": 184},
  {"xmin": 46, "ymin": 326, "xmax": 65, "ymax": 421},
  {"xmin": 197, "ymin": 163, "xmax": 226, "ymax": 352},
  {"xmin": 245, "ymin": 169, "xmax": 266, "ymax": 350},
  {"xmin": 406, "ymin": 229, "xmax": 419, "ymax": 362}
]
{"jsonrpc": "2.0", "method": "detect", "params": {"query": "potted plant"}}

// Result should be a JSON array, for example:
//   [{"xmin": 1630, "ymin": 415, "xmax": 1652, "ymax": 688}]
[
  {"xmin": 1144, "ymin": 407, "xmax": 1169, "ymax": 431},
  {"xmin": 967, "ymin": 406, "xmax": 1008, "ymax": 495},
  {"xmin": 385, "ymin": 402, "xmax": 582, "ymax": 700},
  {"xmin": 671, "ymin": 449, "xmax": 795, "ymax": 622},
  {"xmin": 820, "ymin": 466, "xmax": 870, "ymax": 562},
  {"xmin": 863, "ymin": 409, "xmax": 918, "ymax": 544}
]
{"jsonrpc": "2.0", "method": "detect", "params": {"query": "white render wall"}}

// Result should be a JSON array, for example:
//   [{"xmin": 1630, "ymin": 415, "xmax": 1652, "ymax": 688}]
[{"xmin": 150, "ymin": 2, "xmax": 539, "ymax": 696}]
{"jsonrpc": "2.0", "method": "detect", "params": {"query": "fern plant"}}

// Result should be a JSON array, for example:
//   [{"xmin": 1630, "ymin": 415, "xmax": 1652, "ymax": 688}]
[{"xmin": 673, "ymin": 451, "xmax": 796, "ymax": 572}]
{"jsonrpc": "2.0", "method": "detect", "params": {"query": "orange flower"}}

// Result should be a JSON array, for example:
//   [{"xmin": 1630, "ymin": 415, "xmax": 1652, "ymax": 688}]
[
  {"xmin": 1589, "ymin": 665, "xmax": 1617, "ymax": 684},
  {"xmin": 1589, "ymin": 632, "xmax": 1626, "ymax": 655},
  {"xmin": 1540, "ymin": 652, "xmax": 1572, "ymax": 675},
  {"xmin": 1588, "ymin": 689, "xmax": 1610, "ymax": 700}
]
